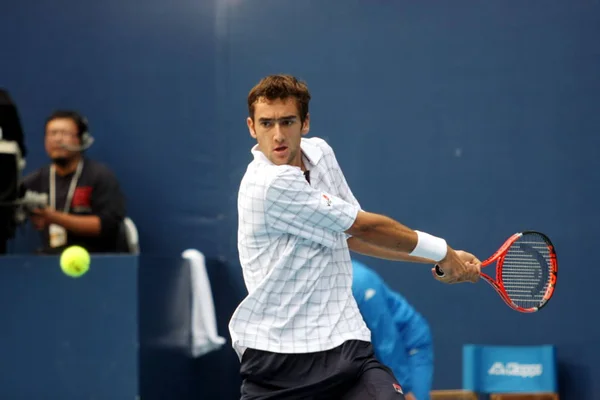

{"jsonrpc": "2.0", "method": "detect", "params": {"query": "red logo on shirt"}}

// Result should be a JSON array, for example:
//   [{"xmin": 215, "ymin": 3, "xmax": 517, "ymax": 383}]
[
  {"xmin": 72, "ymin": 186, "xmax": 92, "ymax": 208},
  {"xmin": 322, "ymin": 194, "xmax": 331, "ymax": 207},
  {"xmin": 393, "ymin": 383, "xmax": 403, "ymax": 394}
]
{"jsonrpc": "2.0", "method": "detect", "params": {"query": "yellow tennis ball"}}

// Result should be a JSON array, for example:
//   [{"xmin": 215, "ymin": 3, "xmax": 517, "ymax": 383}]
[{"xmin": 60, "ymin": 245, "xmax": 90, "ymax": 278}]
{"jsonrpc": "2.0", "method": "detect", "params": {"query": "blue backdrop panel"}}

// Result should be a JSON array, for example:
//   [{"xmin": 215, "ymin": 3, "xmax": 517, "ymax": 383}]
[{"xmin": 0, "ymin": 255, "xmax": 138, "ymax": 399}]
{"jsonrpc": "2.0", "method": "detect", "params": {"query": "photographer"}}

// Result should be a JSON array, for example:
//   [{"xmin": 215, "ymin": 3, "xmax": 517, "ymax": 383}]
[{"xmin": 22, "ymin": 110, "xmax": 126, "ymax": 254}]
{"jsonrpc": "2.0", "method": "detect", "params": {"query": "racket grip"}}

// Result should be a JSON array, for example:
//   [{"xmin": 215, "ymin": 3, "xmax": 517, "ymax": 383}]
[{"xmin": 434, "ymin": 264, "xmax": 445, "ymax": 277}]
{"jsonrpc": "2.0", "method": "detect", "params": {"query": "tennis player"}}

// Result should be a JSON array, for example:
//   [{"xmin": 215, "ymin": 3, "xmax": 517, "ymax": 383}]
[{"xmin": 229, "ymin": 74, "xmax": 481, "ymax": 399}]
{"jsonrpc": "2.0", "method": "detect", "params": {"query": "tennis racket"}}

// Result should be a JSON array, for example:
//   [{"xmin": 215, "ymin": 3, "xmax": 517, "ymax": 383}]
[{"xmin": 434, "ymin": 231, "xmax": 557, "ymax": 313}]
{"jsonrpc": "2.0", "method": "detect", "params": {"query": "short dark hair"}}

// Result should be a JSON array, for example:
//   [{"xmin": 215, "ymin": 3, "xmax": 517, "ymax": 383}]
[
  {"xmin": 45, "ymin": 110, "xmax": 88, "ymax": 137},
  {"xmin": 247, "ymin": 74, "xmax": 311, "ymax": 122}
]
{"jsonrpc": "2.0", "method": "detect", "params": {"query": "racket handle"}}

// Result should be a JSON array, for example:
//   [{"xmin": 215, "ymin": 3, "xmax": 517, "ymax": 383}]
[{"xmin": 434, "ymin": 264, "xmax": 445, "ymax": 277}]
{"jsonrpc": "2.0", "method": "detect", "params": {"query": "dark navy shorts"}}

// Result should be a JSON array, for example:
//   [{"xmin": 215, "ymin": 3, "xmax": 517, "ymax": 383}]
[{"xmin": 239, "ymin": 340, "xmax": 406, "ymax": 400}]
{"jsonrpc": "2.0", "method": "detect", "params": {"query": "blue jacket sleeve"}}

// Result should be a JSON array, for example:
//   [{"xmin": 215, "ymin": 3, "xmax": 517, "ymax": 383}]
[{"xmin": 352, "ymin": 261, "xmax": 414, "ymax": 392}]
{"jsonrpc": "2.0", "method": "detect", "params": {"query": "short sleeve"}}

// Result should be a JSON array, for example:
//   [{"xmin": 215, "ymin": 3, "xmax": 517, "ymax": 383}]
[
  {"xmin": 265, "ymin": 167, "xmax": 359, "ymax": 248},
  {"xmin": 322, "ymin": 142, "xmax": 361, "ymax": 238},
  {"xmin": 89, "ymin": 166, "xmax": 126, "ymax": 238}
]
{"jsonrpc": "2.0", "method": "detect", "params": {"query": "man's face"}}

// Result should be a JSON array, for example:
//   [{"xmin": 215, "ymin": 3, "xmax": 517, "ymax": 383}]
[
  {"xmin": 247, "ymin": 97, "xmax": 310, "ymax": 167},
  {"xmin": 44, "ymin": 118, "xmax": 81, "ymax": 161}
]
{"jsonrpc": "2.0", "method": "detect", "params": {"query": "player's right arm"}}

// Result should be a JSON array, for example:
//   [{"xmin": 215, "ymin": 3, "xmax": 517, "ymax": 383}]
[{"xmin": 345, "ymin": 211, "xmax": 480, "ymax": 284}]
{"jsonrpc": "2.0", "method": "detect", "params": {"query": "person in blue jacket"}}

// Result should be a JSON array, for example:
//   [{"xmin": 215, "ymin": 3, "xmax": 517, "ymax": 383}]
[{"xmin": 352, "ymin": 258, "xmax": 434, "ymax": 400}]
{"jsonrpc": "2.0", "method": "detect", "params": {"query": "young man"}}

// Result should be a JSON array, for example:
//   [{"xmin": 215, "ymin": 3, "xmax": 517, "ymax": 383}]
[
  {"xmin": 352, "ymin": 259, "xmax": 434, "ymax": 400},
  {"xmin": 22, "ymin": 110, "xmax": 126, "ymax": 254},
  {"xmin": 229, "ymin": 74, "xmax": 481, "ymax": 399}
]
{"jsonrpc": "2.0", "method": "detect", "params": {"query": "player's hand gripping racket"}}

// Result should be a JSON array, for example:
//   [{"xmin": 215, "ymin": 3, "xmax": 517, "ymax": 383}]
[{"xmin": 435, "ymin": 231, "xmax": 557, "ymax": 313}]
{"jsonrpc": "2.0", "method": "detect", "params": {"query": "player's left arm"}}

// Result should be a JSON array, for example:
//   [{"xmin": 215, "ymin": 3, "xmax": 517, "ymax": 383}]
[
  {"xmin": 327, "ymin": 143, "xmax": 464, "ymax": 266},
  {"xmin": 327, "ymin": 145, "xmax": 418, "ymax": 254},
  {"xmin": 348, "ymin": 236, "xmax": 435, "ymax": 263},
  {"xmin": 348, "ymin": 237, "xmax": 481, "ymax": 273}
]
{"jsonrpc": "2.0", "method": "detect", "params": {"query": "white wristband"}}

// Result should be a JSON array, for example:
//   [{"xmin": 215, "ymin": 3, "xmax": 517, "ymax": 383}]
[{"xmin": 409, "ymin": 231, "xmax": 448, "ymax": 262}]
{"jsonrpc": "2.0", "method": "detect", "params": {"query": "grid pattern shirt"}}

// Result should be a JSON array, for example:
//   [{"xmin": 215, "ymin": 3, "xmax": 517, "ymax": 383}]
[{"xmin": 229, "ymin": 137, "xmax": 371, "ymax": 359}]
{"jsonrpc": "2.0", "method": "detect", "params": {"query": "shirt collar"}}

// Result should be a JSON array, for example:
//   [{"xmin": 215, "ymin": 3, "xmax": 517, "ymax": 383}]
[{"xmin": 251, "ymin": 138, "xmax": 323, "ymax": 167}]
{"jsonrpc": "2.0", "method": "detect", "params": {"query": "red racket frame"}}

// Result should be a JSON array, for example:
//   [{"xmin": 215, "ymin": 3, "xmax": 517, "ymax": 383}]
[{"xmin": 437, "ymin": 231, "xmax": 558, "ymax": 313}]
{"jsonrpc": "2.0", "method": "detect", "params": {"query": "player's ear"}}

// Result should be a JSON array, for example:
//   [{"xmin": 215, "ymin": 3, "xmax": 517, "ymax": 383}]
[
  {"xmin": 247, "ymin": 117, "xmax": 257, "ymax": 139},
  {"xmin": 301, "ymin": 113, "xmax": 310, "ymax": 136}
]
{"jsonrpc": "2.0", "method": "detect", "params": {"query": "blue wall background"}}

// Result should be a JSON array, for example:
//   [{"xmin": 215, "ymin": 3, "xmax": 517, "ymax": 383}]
[
  {"xmin": 0, "ymin": 255, "xmax": 138, "ymax": 399},
  {"xmin": 2, "ymin": 0, "xmax": 599, "ymax": 398}
]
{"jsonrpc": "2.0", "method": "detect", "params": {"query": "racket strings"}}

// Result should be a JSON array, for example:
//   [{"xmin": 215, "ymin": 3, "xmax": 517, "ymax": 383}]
[{"xmin": 501, "ymin": 233, "xmax": 553, "ymax": 309}]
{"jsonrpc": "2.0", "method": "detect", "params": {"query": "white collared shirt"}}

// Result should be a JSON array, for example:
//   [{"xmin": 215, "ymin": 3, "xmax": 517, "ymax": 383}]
[{"xmin": 228, "ymin": 137, "xmax": 371, "ymax": 359}]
